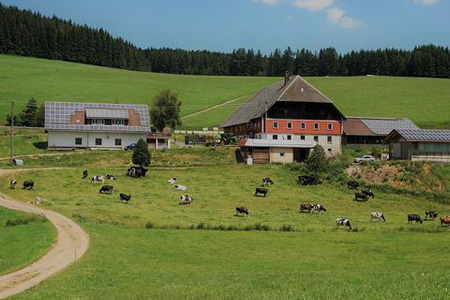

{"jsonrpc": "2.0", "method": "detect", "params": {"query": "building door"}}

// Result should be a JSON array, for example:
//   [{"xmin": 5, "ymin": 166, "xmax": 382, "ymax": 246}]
[
  {"xmin": 253, "ymin": 148, "xmax": 270, "ymax": 164},
  {"xmin": 294, "ymin": 148, "xmax": 310, "ymax": 162}
]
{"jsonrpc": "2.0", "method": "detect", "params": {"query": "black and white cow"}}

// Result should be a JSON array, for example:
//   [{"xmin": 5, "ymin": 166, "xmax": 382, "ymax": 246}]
[
  {"xmin": 235, "ymin": 207, "xmax": 249, "ymax": 217},
  {"xmin": 82, "ymin": 170, "xmax": 88, "ymax": 179},
  {"xmin": 298, "ymin": 176, "xmax": 318, "ymax": 186},
  {"xmin": 179, "ymin": 195, "xmax": 194, "ymax": 205},
  {"xmin": 408, "ymin": 214, "xmax": 423, "ymax": 224},
  {"xmin": 335, "ymin": 218, "xmax": 352, "ymax": 230},
  {"xmin": 91, "ymin": 175, "xmax": 105, "ymax": 184},
  {"xmin": 424, "ymin": 210, "xmax": 438, "ymax": 220},
  {"xmin": 254, "ymin": 187, "xmax": 269, "ymax": 197},
  {"xmin": 23, "ymin": 180, "xmax": 34, "ymax": 190},
  {"xmin": 312, "ymin": 204, "xmax": 327, "ymax": 213},
  {"xmin": 347, "ymin": 181, "xmax": 360, "ymax": 189},
  {"xmin": 9, "ymin": 180, "xmax": 17, "ymax": 189},
  {"xmin": 99, "ymin": 185, "xmax": 114, "ymax": 194},
  {"xmin": 174, "ymin": 184, "xmax": 187, "ymax": 191},
  {"xmin": 127, "ymin": 166, "xmax": 148, "ymax": 178},
  {"xmin": 119, "ymin": 193, "xmax": 132, "ymax": 203},
  {"xmin": 262, "ymin": 178, "xmax": 274, "ymax": 186},
  {"xmin": 167, "ymin": 178, "xmax": 177, "ymax": 184},
  {"xmin": 355, "ymin": 192, "xmax": 369, "ymax": 202},
  {"xmin": 299, "ymin": 203, "xmax": 313, "ymax": 213},
  {"xmin": 105, "ymin": 174, "xmax": 117, "ymax": 180},
  {"xmin": 370, "ymin": 212, "xmax": 386, "ymax": 222},
  {"xmin": 362, "ymin": 189, "xmax": 375, "ymax": 198}
]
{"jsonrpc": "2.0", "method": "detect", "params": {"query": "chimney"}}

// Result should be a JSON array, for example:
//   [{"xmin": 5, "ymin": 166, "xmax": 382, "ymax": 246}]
[{"xmin": 284, "ymin": 71, "xmax": 290, "ymax": 86}]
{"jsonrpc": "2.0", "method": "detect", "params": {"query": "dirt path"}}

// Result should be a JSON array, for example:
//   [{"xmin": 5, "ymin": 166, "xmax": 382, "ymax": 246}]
[
  {"xmin": 180, "ymin": 95, "xmax": 249, "ymax": 120},
  {"xmin": 0, "ymin": 187, "xmax": 89, "ymax": 299}
]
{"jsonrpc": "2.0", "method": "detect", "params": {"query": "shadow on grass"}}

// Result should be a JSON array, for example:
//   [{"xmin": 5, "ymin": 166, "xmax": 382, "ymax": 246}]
[{"xmin": 33, "ymin": 141, "xmax": 48, "ymax": 149}]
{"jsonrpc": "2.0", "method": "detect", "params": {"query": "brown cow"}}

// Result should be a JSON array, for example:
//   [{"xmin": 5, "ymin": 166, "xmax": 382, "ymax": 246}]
[
  {"xmin": 299, "ymin": 203, "xmax": 313, "ymax": 213},
  {"xmin": 440, "ymin": 216, "xmax": 450, "ymax": 227}
]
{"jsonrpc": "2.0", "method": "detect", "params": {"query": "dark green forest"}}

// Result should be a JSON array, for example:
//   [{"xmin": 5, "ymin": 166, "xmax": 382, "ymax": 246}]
[{"xmin": 1, "ymin": 3, "xmax": 450, "ymax": 78}]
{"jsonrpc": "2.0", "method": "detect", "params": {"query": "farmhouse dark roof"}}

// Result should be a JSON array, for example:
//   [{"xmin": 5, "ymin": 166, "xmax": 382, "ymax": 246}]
[
  {"xmin": 343, "ymin": 117, "xmax": 419, "ymax": 136},
  {"xmin": 221, "ymin": 75, "xmax": 341, "ymax": 128},
  {"xmin": 45, "ymin": 102, "xmax": 151, "ymax": 133},
  {"xmin": 385, "ymin": 129, "xmax": 450, "ymax": 143}
]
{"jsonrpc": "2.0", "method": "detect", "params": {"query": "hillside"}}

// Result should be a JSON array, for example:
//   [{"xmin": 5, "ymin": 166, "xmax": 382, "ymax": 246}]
[{"xmin": 0, "ymin": 55, "xmax": 449, "ymax": 129}]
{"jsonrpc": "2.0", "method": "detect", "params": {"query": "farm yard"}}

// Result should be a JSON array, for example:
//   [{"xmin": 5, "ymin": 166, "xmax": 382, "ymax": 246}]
[{"xmin": 1, "ymin": 151, "xmax": 450, "ymax": 299}]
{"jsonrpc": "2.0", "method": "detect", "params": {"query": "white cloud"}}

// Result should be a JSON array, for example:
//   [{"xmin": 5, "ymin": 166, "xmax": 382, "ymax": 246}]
[
  {"xmin": 293, "ymin": 0, "xmax": 334, "ymax": 11},
  {"xmin": 327, "ymin": 6, "xmax": 362, "ymax": 29},
  {"xmin": 253, "ymin": 0, "xmax": 280, "ymax": 5},
  {"xmin": 407, "ymin": 0, "xmax": 438, "ymax": 5}
]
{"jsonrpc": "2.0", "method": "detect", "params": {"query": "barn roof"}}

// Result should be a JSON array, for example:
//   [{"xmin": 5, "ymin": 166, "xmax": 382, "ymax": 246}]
[
  {"xmin": 343, "ymin": 117, "xmax": 419, "ymax": 137},
  {"xmin": 221, "ymin": 75, "xmax": 342, "ymax": 128},
  {"xmin": 385, "ymin": 129, "xmax": 450, "ymax": 143},
  {"xmin": 45, "ymin": 102, "xmax": 151, "ymax": 133}
]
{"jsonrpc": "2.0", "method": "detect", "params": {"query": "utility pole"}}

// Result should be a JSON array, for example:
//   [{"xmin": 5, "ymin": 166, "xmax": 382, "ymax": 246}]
[{"xmin": 10, "ymin": 101, "xmax": 14, "ymax": 166}]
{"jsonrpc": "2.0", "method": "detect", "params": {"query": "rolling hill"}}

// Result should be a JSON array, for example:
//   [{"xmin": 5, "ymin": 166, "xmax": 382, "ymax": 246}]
[{"xmin": 0, "ymin": 54, "xmax": 449, "ymax": 129}]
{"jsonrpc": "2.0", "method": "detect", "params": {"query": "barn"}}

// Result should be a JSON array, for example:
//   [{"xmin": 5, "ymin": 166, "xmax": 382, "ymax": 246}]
[
  {"xmin": 45, "ymin": 102, "xmax": 151, "ymax": 150},
  {"xmin": 222, "ymin": 73, "xmax": 345, "ymax": 164},
  {"xmin": 384, "ymin": 129, "xmax": 450, "ymax": 163}
]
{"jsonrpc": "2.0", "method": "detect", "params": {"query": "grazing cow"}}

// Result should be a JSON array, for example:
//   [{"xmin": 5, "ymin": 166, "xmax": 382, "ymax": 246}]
[
  {"xmin": 408, "ymin": 214, "xmax": 423, "ymax": 224},
  {"xmin": 91, "ymin": 175, "xmax": 105, "ymax": 184},
  {"xmin": 362, "ymin": 189, "xmax": 375, "ymax": 198},
  {"xmin": 312, "ymin": 204, "xmax": 327, "ymax": 213},
  {"xmin": 23, "ymin": 180, "xmax": 34, "ymax": 190},
  {"xmin": 174, "ymin": 184, "xmax": 187, "ymax": 191},
  {"xmin": 299, "ymin": 203, "xmax": 313, "ymax": 213},
  {"xmin": 347, "ymin": 181, "xmax": 360, "ymax": 189},
  {"xmin": 254, "ymin": 187, "xmax": 268, "ymax": 197},
  {"xmin": 262, "ymin": 178, "xmax": 274, "ymax": 186},
  {"xmin": 179, "ymin": 195, "xmax": 194, "ymax": 205},
  {"xmin": 167, "ymin": 178, "xmax": 177, "ymax": 184},
  {"xmin": 424, "ymin": 210, "xmax": 438, "ymax": 220},
  {"xmin": 99, "ymin": 185, "xmax": 114, "ymax": 194},
  {"xmin": 9, "ymin": 180, "xmax": 17, "ymax": 190},
  {"xmin": 105, "ymin": 174, "xmax": 117, "ymax": 180},
  {"xmin": 370, "ymin": 212, "xmax": 386, "ymax": 222},
  {"xmin": 335, "ymin": 218, "xmax": 352, "ymax": 230},
  {"xmin": 298, "ymin": 176, "xmax": 318, "ymax": 186},
  {"xmin": 235, "ymin": 207, "xmax": 249, "ymax": 217},
  {"xmin": 440, "ymin": 216, "xmax": 450, "ymax": 227},
  {"xmin": 127, "ymin": 166, "xmax": 148, "ymax": 178},
  {"xmin": 82, "ymin": 170, "xmax": 88, "ymax": 179},
  {"xmin": 354, "ymin": 192, "xmax": 369, "ymax": 202},
  {"xmin": 119, "ymin": 193, "xmax": 132, "ymax": 203}
]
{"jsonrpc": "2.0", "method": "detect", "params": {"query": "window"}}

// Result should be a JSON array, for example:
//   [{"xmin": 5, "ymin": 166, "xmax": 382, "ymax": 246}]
[
  {"xmin": 95, "ymin": 138, "xmax": 102, "ymax": 146},
  {"xmin": 327, "ymin": 123, "xmax": 333, "ymax": 131},
  {"xmin": 112, "ymin": 119, "xmax": 126, "ymax": 126},
  {"xmin": 327, "ymin": 136, "xmax": 332, "ymax": 143},
  {"xmin": 287, "ymin": 135, "xmax": 292, "ymax": 140},
  {"xmin": 287, "ymin": 122, "xmax": 293, "ymax": 129},
  {"xmin": 314, "ymin": 136, "xmax": 319, "ymax": 142},
  {"xmin": 280, "ymin": 152, "xmax": 285, "ymax": 157},
  {"xmin": 300, "ymin": 122, "xmax": 306, "ymax": 130},
  {"xmin": 273, "ymin": 135, "xmax": 278, "ymax": 140},
  {"xmin": 115, "ymin": 138, "xmax": 122, "ymax": 146},
  {"xmin": 314, "ymin": 123, "xmax": 319, "ymax": 130},
  {"xmin": 300, "ymin": 135, "xmax": 305, "ymax": 141},
  {"xmin": 273, "ymin": 122, "xmax": 278, "ymax": 129},
  {"xmin": 328, "ymin": 149, "xmax": 332, "ymax": 153},
  {"xmin": 75, "ymin": 138, "xmax": 82, "ymax": 145}
]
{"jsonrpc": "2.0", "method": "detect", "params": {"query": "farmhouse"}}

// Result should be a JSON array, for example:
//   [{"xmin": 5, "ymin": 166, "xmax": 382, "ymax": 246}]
[
  {"xmin": 343, "ymin": 117, "xmax": 419, "ymax": 144},
  {"xmin": 384, "ymin": 129, "xmax": 450, "ymax": 163},
  {"xmin": 222, "ymin": 73, "xmax": 345, "ymax": 164},
  {"xmin": 45, "ymin": 102, "xmax": 151, "ymax": 149}
]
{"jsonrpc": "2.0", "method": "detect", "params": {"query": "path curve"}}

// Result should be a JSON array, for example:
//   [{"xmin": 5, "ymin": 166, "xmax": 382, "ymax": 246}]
[{"xmin": 0, "ymin": 192, "xmax": 89, "ymax": 299}]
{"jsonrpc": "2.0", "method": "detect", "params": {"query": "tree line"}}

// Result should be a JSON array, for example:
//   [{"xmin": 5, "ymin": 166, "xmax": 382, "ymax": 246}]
[{"xmin": 1, "ymin": 3, "xmax": 450, "ymax": 78}]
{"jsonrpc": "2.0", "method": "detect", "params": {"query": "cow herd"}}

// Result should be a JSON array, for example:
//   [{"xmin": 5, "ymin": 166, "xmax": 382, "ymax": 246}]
[{"xmin": 84, "ymin": 170, "xmax": 131, "ymax": 203}]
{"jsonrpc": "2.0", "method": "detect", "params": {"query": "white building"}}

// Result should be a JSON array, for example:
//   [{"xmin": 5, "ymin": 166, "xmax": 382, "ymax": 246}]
[{"xmin": 45, "ymin": 102, "xmax": 151, "ymax": 150}]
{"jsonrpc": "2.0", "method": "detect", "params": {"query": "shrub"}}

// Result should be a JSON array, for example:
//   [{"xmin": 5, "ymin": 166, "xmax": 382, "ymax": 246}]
[
  {"xmin": 279, "ymin": 224, "xmax": 294, "ymax": 232},
  {"xmin": 145, "ymin": 222, "xmax": 154, "ymax": 229}
]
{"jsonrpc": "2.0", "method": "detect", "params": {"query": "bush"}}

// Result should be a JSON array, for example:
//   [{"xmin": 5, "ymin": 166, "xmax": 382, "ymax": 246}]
[
  {"xmin": 279, "ymin": 224, "xmax": 295, "ymax": 232},
  {"xmin": 145, "ymin": 222, "xmax": 154, "ymax": 229},
  {"xmin": 5, "ymin": 215, "xmax": 46, "ymax": 227}
]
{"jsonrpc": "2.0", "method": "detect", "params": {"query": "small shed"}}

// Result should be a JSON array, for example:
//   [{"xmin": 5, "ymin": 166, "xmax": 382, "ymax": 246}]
[
  {"xmin": 384, "ymin": 129, "xmax": 450, "ymax": 163},
  {"xmin": 12, "ymin": 159, "xmax": 24, "ymax": 166}
]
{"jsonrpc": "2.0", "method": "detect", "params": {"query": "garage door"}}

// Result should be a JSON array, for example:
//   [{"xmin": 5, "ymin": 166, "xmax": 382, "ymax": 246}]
[{"xmin": 253, "ymin": 148, "xmax": 270, "ymax": 164}]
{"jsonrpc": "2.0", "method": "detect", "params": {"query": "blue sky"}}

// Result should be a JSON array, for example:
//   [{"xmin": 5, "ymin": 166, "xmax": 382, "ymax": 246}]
[{"xmin": 2, "ymin": 0, "xmax": 449, "ymax": 54}]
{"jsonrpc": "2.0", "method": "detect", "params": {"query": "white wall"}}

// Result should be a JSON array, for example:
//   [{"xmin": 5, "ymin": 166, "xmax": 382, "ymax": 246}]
[{"xmin": 48, "ymin": 131, "xmax": 147, "ymax": 149}]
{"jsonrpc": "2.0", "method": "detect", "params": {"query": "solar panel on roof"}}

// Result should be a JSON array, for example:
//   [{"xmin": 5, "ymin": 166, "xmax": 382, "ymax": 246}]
[
  {"xmin": 397, "ymin": 129, "xmax": 450, "ymax": 141},
  {"xmin": 361, "ymin": 118, "xmax": 419, "ymax": 135}
]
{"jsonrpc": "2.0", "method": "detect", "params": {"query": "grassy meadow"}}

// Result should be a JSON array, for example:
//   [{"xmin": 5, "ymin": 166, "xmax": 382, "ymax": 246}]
[
  {"xmin": 1, "ymin": 55, "xmax": 449, "ymax": 129},
  {"xmin": 0, "ymin": 161, "xmax": 449, "ymax": 299},
  {"xmin": 0, "ymin": 207, "xmax": 55, "ymax": 275}
]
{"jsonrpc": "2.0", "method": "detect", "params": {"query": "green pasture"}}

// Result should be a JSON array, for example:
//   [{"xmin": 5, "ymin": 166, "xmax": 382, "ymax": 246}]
[
  {"xmin": 1, "ymin": 163, "xmax": 450, "ymax": 299},
  {"xmin": 0, "ymin": 207, "xmax": 55, "ymax": 275},
  {"xmin": 1, "ymin": 55, "xmax": 449, "ymax": 129},
  {"xmin": 0, "ymin": 128, "xmax": 47, "ymax": 159}
]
